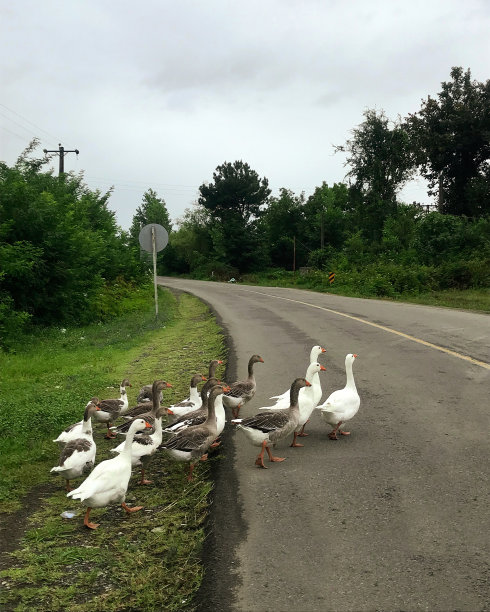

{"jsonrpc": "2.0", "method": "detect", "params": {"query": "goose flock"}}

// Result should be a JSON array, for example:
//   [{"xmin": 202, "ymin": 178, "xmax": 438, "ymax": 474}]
[{"xmin": 51, "ymin": 348, "xmax": 360, "ymax": 529}]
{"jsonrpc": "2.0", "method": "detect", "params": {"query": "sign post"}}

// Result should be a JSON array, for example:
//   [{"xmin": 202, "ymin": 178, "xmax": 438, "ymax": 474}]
[{"xmin": 138, "ymin": 224, "xmax": 169, "ymax": 318}]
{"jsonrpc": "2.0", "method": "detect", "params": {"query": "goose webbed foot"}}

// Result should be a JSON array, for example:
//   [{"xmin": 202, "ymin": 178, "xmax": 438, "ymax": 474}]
[
  {"xmin": 290, "ymin": 432, "xmax": 304, "ymax": 448},
  {"xmin": 265, "ymin": 445, "xmax": 285, "ymax": 462},
  {"xmin": 122, "ymin": 502, "xmax": 143, "ymax": 513},
  {"xmin": 83, "ymin": 508, "xmax": 99, "ymax": 529}
]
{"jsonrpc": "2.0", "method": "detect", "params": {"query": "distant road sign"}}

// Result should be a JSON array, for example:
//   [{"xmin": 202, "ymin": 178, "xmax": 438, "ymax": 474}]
[
  {"xmin": 138, "ymin": 224, "xmax": 168, "ymax": 253},
  {"xmin": 329, "ymin": 272, "xmax": 335, "ymax": 284}
]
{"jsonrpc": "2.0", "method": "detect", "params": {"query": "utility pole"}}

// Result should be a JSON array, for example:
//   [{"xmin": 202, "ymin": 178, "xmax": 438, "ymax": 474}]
[{"xmin": 43, "ymin": 143, "xmax": 79, "ymax": 175}]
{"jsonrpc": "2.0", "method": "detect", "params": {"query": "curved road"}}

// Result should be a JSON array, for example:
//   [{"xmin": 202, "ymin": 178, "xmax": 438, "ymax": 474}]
[{"xmin": 158, "ymin": 277, "xmax": 489, "ymax": 612}]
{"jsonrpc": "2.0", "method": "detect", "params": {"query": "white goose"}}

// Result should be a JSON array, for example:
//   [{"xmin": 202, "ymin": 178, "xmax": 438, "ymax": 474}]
[
  {"xmin": 232, "ymin": 378, "xmax": 310, "ymax": 468},
  {"xmin": 267, "ymin": 345, "xmax": 326, "ymax": 405},
  {"xmin": 67, "ymin": 418, "xmax": 151, "ymax": 529},
  {"xmin": 50, "ymin": 405, "xmax": 99, "ymax": 490},
  {"xmin": 110, "ymin": 407, "xmax": 166, "ymax": 485},
  {"xmin": 318, "ymin": 353, "xmax": 360, "ymax": 439},
  {"xmin": 161, "ymin": 385, "xmax": 225, "ymax": 481},
  {"xmin": 164, "ymin": 378, "xmax": 222, "ymax": 434},
  {"xmin": 261, "ymin": 361, "xmax": 326, "ymax": 446},
  {"xmin": 53, "ymin": 399, "xmax": 100, "ymax": 445},
  {"xmin": 166, "ymin": 373, "xmax": 207, "ymax": 419}
]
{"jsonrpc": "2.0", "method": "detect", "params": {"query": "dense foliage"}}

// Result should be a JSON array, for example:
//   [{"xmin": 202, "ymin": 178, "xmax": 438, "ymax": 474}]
[
  {"xmin": 406, "ymin": 67, "xmax": 490, "ymax": 217},
  {"xmin": 0, "ymin": 141, "xmax": 146, "ymax": 349},
  {"xmin": 165, "ymin": 67, "xmax": 489, "ymax": 289}
]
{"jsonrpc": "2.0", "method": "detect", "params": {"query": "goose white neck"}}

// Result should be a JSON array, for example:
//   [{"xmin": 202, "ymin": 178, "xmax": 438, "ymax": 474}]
[{"xmin": 345, "ymin": 360, "xmax": 357, "ymax": 391}]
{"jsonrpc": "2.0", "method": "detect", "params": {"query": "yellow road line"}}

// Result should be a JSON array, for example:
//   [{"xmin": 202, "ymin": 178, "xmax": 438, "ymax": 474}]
[{"xmin": 242, "ymin": 289, "xmax": 490, "ymax": 371}]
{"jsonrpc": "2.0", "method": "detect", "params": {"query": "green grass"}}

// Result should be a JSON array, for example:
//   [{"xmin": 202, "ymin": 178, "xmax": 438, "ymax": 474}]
[
  {"xmin": 0, "ymin": 286, "xmax": 227, "ymax": 611},
  {"xmin": 240, "ymin": 270, "xmax": 490, "ymax": 312}
]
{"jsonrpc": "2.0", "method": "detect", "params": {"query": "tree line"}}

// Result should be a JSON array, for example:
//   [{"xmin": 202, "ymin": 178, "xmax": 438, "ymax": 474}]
[
  {"xmin": 150, "ymin": 67, "xmax": 489, "ymax": 283},
  {"xmin": 1, "ymin": 67, "xmax": 488, "ymax": 348}
]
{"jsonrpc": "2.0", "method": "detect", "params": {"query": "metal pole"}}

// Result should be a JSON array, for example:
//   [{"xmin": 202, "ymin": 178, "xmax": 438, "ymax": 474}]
[{"xmin": 152, "ymin": 225, "xmax": 159, "ymax": 319}]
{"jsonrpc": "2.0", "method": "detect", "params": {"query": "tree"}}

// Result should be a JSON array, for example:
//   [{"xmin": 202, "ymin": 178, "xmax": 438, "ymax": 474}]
[
  {"xmin": 259, "ymin": 189, "xmax": 306, "ymax": 268},
  {"xmin": 406, "ymin": 67, "xmax": 490, "ymax": 217},
  {"xmin": 129, "ymin": 189, "xmax": 173, "ymax": 273},
  {"xmin": 129, "ymin": 189, "xmax": 172, "ymax": 241},
  {"xmin": 303, "ymin": 183, "xmax": 350, "ymax": 251},
  {"xmin": 336, "ymin": 109, "xmax": 415, "ymax": 240},
  {"xmin": 198, "ymin": 161, "xmax": 271, "ymax": 272},
  {"xmin": 0, "ymin": 140, "xmax": 145, "ymax": 335}
]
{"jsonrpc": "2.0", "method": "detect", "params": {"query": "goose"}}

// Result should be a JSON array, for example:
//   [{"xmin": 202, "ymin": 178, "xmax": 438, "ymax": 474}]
[
  {"xmin": 53, "ymin": 399, "xmax": 100, "ymax": 445},
  {"xmin": 122, "ymin": 380, "xmax": 173, "ymax": 421},
  {"xmin": 112, "ymin": 380, "xmax": 169, "ymax": 435},
  {"xmin": 165, "ymin": 377, "xmax": 220, "ymax": 433},
  {"xmin": 166, "ymin": 373, "xmax": 207, "ymax": 419},
  {"xmin": 208, "ymin": 359, "xmax": 223, "ymax": 380},
  {"xmin": 268, "ymin": 345, "xmax": 326, "ymax": 405},
  {"xmin": 110, "ymin": 407, "xmax": 166, "ymax": 485},
  {"xmin": 50, "ymin": 406, "xmax": 99, "ymax": 490},
  {"xmin": 67, "ymin": 418, "xmax": 152, "ymax": 529},
  {"xmin": 94, "ymin": 379, "xmax": 132, "ymax": 437},
  {"xmin": 232, "ymin": 377, "xmax": 310, "ymax": 468},
  {"xmin": 222, "ymin": 354, "xmax": 264, "ymax": 418},
  {"xmin": 160, "ymin": 385, "xmax": 225, "ymax": 481},
  {"xmin": 261, "ymin": 362, "xmax": 326, "ymax": 446},
  {"xmin": 318, "ymin": 354, "xmax": 360, "ymax": 440}
]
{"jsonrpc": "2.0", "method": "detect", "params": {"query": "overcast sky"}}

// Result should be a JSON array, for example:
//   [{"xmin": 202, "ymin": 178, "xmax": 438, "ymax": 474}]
[{"xmin": 1, "ymin": 0, "xmax": 489, "ymax": 230}]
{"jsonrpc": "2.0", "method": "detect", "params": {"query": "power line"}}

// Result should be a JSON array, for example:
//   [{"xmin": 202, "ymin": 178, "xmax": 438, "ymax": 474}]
[{"xmin": 0, "ymin": 102, "xmax": 64, "ymax": 145}]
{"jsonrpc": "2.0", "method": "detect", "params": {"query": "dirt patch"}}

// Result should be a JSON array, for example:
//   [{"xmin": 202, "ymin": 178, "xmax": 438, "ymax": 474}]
[{"xmin": 0, "ymin": 480, "xmax": 57, "ymax": 572}]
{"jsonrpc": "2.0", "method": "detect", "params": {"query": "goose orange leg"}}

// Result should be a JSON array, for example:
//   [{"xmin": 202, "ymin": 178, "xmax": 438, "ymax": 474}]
[
  {"xmin": 105, "ymin": 423, "xmax": 116, "ymax": 439},
  {"xmin": 255, "ymin": 440, "xmax": 268, "ymax": 468},
  {"xmin": 265, "ymin": 445, "xmax": 286, "ymax": 463},
  {"xmin": 328, "ymin": 421, "xmax": 343, "ymax": 440},
  {"xmin": 139, "ymin": 467, "xmax": 152, "ymax": 485},
  {"xmin": 298, "ymin": 420, "xmax": 310, "ymax": 437},
  {"xmin": 122, "ymin": 502, "xmax": 143, "ymax": 513},
  {"xmin": 290, "ymin": 431, "xmax": 304, "ymax": 448},
  {"xmin": 65, "ymin": 480, "xmax": 72, "ymax": 491},
  {"xmin": 83, "ymin": 507, "xmax": 99, "ymax": 530}
]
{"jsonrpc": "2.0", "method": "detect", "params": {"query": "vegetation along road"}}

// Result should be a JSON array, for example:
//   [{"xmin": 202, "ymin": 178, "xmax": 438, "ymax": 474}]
[{"xmin": 159, "ymin": 277, "xmax": 489, "ymax": 612}]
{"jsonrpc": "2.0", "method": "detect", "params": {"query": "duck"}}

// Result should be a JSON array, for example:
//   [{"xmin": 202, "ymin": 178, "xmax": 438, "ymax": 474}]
[
  {"xmin": 231, "ymin": 377, "xmax": 310, "ymax": 468},
  {"xmin": 112, "ymin": 380, "xmax": 169, "ymax": 435},
  {"xmin": 94, "ymin": 379, "xmax": 132, "ymax": 437},
  {"xmin": 110, "ymin": 407, "xmax": 166, "ymax": 485},
  {"xmin": 164, "ymin": 378, "xmax": 230, "ymax": 442},
  {"xmin": 317, "ymin": 354, "xmax": 360, "ymax": 440},
  {"xmin": 67, "ymin": 418, "xmax": 152, "ymax": 529},
  {"xmin": 53, "ymin": 399, "xmax": 100, "ymax": 445},
  {"xmin": 166, "ymin": 373, "xmax": 207, "ymax": 419},
  {"xmin": 50, "ymin": 405, "xmax": 99, "ymax": 490},
  {"xmin": 160, "ymin": 385, "xmax": 225, "ymax": 481},
  {"xmin": 222, "ymin": 354, "xmax": 264, "ymax": 418},
  {"xmin": 261, "ymin": 361, "xmax": 326, "ymax": 446}
]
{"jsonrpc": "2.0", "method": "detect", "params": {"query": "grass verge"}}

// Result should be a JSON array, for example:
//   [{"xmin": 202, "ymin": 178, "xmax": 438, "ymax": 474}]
[
  {"xmin": 239, "ymin": 271, "xmax": 490, "ymax": 312},
  {"xmin": 0, "ymin": 286, "xmax": 227, "ymax": 611}
]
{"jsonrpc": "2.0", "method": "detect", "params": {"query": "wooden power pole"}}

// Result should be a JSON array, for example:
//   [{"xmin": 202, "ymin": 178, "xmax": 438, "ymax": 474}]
[{"xmin": 43, "ymin": 143, "xmax": 79, "ymax": 175}]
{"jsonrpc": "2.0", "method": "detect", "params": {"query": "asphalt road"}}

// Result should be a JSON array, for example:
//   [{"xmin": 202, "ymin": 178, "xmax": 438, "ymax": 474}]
[{"xmin": 158, "ymin": 277, "xmax": 490, "ymax": 612}]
